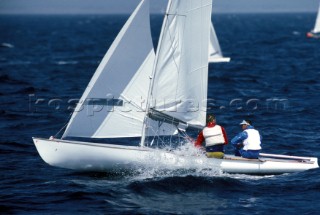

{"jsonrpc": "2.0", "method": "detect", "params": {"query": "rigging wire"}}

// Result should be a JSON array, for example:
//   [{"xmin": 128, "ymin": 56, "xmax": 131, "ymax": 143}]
[{"xmin": 54, "ymin": 112, "xmax": 73, "ymax": 139}]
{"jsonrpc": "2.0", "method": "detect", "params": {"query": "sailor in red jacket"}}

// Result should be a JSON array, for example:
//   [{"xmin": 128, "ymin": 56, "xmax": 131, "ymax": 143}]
[{"xmin": 195, "ymin": 115, "xmax": 228, "ymax": 159}]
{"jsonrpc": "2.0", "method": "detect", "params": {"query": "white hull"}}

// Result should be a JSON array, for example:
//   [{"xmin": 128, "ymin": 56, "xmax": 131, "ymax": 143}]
[
  {"xmin": 33, "ymin": 138, "xmax": 318, "ymax": 175},
  {"xmin": 208, "ymin": 57, "xmax": 231, "ymax": 63}
]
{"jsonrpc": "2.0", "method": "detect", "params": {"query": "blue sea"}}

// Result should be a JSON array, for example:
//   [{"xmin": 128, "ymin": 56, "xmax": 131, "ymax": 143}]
[{"xmin": 1, "ymin": 13, "xmax": 320, "ymax": 214}]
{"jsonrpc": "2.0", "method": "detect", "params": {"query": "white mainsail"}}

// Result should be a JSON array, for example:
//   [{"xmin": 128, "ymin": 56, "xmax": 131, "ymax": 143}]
[
  {"xmin": 146, "ymin": 0, "xmax": 213, "ymax": 131},
  {"xmin": 312, "ymin": 3, "xmax": 320, "ymax": 33},
  {"xmin": 63, "ymin": 0, "xmax": 155, "ymax": 138},
  {"xmin": 208, "ymin": 22, "xmax": 230, "ymax": 63}
]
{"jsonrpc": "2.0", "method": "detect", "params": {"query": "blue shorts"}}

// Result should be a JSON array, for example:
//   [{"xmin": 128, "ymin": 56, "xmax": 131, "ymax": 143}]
[
  {"xmin": 239, "ymin": 149, "xmax": 260, "ymax": 159},
  {"xmin": 206, "ymin": 144, "xmax": 224, "ymax": 153}
]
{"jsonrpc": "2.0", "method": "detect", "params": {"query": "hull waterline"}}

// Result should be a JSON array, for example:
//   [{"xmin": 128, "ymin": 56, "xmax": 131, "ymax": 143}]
[{"xmin": 306, "ymin": 31, "xmax": 320, "ymax": 38}]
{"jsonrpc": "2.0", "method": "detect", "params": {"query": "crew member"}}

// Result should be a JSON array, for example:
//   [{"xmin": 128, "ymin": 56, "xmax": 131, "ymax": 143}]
[
  {"xmin": 231, "ymin": 119, "xmax": 262, "ymax": 159},
  {"xmin": 195, "ymin": 115, "xmax": 228, "ymax": 159}
]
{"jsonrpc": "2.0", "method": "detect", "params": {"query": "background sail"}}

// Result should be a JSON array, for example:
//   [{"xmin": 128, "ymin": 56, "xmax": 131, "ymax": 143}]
[
  {"xmin": 312, "ymin": 3, "xmax": 320, "ymax": 33},
  {"xmin": 63, "ymin": 0, "xmax": 154, "ymax": 138},
  {"xmin": 149, "ymin": 0, "xmax": 213, "ymax": 128},
  {"xmin": 208, "ymin": 22, "xmax": 230, "ymax": 63}
]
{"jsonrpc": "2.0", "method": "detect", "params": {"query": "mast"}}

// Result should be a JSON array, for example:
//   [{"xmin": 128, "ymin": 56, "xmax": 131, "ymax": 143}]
[{"xmin": 140, "ymin": 0, "xmax": 173, "ymax": 147}]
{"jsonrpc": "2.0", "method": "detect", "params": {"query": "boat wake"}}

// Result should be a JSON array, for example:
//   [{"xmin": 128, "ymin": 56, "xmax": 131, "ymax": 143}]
[
  {"xmin": 128, "ymin": 142, "xmax": 223, "ymax": 178},
  {"xmin": 105, "ymin": 143, "xmax": 272, "ymax": 181}
]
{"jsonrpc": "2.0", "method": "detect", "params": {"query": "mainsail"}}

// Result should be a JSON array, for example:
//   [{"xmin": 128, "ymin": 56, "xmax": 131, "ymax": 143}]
[
  {"xmin": 63, "ymin": 0, "xmax": 154, "ymax": 138},
  {"xmin": 145, "ymin": 0, "xmax": 213, "ymax": 135},
  {"xmin": 312, "ymin": 3, "xmax": 320, "ymax": 33},
  {"xmin": 208, "ymin": 22, "xmax": 230, "ymax": 63}
]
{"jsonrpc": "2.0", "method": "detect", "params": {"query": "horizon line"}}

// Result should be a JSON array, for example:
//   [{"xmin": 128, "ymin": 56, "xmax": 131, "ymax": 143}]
[{"xmin": 0, "ymin": 10, "xmax": 317, "ymax": 16}]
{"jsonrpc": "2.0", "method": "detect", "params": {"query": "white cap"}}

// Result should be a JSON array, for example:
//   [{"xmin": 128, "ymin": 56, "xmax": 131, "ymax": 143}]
[{"xmin": 239, "ymin": 120, "xmax": 250, "ymax": 125}]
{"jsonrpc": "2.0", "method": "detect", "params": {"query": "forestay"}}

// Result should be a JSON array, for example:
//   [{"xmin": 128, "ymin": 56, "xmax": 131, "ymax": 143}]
[
  {"xmin": 63, "ymin": 0, "xmax": 155, "ymax": 139},
  {"xmin": 146, "ymin": 0, "xmax": 213, "ymax": 132}
]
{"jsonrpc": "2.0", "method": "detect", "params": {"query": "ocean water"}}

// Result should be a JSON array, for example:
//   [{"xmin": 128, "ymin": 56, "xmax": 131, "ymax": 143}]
[{"xmin": 1, "ymin": 13, "xmax": 320, "ymax": 214}]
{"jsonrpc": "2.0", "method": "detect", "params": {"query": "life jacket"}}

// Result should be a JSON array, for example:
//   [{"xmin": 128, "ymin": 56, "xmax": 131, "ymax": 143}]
[
  {"xmin": 243, "ymin": 128, "xmax": 261, "ymax": 150},
  {"xmin": 203, "ymin": 125, "xmax": 225, "ymax": 147}
]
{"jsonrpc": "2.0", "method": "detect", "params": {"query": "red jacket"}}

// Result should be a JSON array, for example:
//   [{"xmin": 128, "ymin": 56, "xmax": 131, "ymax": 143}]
[{"xmin": 194, "ymin": 122, "xmax": 228, "ymax": 148}]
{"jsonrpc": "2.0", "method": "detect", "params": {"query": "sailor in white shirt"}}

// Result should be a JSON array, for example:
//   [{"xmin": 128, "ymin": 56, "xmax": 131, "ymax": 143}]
[{"xmin": 231, "ymin": 119, "xmax": 262, "ymax": 159}]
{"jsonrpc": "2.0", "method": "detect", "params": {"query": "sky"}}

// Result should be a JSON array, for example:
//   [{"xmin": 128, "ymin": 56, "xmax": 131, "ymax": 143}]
[{"xmin": 0, "ymin": 0, "xmax": 319, "ymax": 15}]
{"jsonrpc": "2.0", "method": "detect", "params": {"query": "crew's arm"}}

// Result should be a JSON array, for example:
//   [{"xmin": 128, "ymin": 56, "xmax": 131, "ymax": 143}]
[
  {"xmin": 195, "ymin": 131, "xmax": 204, "ymax": 148},
  {"xmin": 231, "ymin": 131, "xmax": 248, "ymax": 146},
  {"xmin": 221, "ymin": 127, "xmax": 228, "ymax": 145}
]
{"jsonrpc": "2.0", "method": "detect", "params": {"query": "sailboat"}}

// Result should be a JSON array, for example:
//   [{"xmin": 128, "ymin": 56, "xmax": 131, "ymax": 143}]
[
  {"xmin": 208, "ymin": 22, "xmax": 230, "ymax": 63},
  {"xmin": 307, "ymin": 2, "xmax": 320, "ymax": 38},
  {"xmin": 33, "ymin": 0, "xmax": 318, "ymax": 175}
]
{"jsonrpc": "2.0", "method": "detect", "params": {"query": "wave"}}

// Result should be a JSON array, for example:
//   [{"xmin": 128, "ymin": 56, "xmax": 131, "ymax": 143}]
[
  {"xmin": 0, "ymin": 141, "xmax": 29, "ymax": 155},
  {"xmin": 1, "ymin": 43, "xmax": 14, "ymax": 48},
  {"xmin": 55, "ymin": 60, "xmax": 78, "ymax": 65},
  {"xmin": 15, "ymin": 86, "xmax": 36, "ymax": 94},
  {"xmin": 0, "ymin": 74, "xmax": 29, "ymax": 85},
  {"xmin": 127, "ymin": 175, "xmax": 245, "ymax": 194}
]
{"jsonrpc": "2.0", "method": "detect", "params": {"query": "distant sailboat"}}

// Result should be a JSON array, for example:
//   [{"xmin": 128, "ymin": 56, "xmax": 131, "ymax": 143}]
[
  {"xmin": 33, "ymin": 0, "xmax": 318, "ymax": 175},
  {"xmin": 307, "ymin": 2, "xmax": 320, "ymax": 38},
  {"xmin": 208, "ymin": 22, "xmax": 230, "ymax": 63}
]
